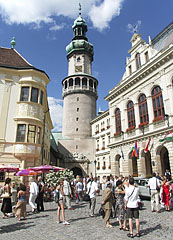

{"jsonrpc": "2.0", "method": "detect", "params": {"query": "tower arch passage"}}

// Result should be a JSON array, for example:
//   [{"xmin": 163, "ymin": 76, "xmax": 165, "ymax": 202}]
[{"xmin": 71, "ymin": 167, "xmax": 83, "ymax": 178}]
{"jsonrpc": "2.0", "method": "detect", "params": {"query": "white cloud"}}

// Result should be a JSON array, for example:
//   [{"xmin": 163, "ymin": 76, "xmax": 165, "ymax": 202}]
[
  {"xmin": 127, "ymin": 20, "xmax": 142, "ymax": 33},
  {"xmin": 48, "ymin": 96, "xmax": 63, "ymax": 132},
  {"xmin": 49, "ymin": 23, "xmax": 66, "ymax": 31},
  {"xmin": 0, "ymin": 0, "xmax": 125, "ymax": 31},
  {"xmin": 89, "ymin": 0, "xmax": 124, "ymax": 31}
]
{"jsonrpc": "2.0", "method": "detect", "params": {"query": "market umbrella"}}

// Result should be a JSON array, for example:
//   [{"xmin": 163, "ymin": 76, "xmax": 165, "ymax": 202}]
[
  {"xmin": 30, "ymin": 165, "xmax": 53, "ymax": 173},
  {"xmin": 53, "ymin": 167, "xmax": 65, "ymax": 172},
  {"xmin": 0, "ymin": 164, "xmax": 19, "ymax": 173},
  {"xmin": 14, "ymin": 169, "xmax": 39, "ymax": 176}
]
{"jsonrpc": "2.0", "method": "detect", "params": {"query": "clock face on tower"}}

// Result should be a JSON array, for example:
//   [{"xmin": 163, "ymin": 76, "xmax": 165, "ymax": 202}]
[{"xmin": 75, "ymin": 65, "xmax": 82, "ymax": 72}]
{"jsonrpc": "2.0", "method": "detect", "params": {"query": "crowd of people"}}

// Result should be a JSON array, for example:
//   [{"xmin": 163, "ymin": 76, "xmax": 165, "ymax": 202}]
[{"xmin": 0, "ymin": 171, "xmax": 173, "ymax": 238}]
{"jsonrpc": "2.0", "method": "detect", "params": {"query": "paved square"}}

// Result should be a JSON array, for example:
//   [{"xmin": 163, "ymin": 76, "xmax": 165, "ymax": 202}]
[{"xmin": 0, "ymin": 196, "xmax": 173, "ymax": 240}]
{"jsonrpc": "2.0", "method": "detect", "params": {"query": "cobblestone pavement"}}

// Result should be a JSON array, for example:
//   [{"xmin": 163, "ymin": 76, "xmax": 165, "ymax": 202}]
[{"xmin": 0, "ymin": 196, "xmax": 173, "ymax": 240}]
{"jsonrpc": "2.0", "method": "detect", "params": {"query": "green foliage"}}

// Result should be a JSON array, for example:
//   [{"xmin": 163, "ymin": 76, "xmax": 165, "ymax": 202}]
[{"xmin": 46, "ymin": 169, "xmax": 74, "ymax": 187}]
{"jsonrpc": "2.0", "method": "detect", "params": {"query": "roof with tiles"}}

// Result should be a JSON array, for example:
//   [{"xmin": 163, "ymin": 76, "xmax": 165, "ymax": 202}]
[
  {"xmin": 0, "ymin": 47, "xmax": 33, "ymax": 69},
  {"xmin": 0, "ymin": 47, "xmax": 50, "ymax": 79}
]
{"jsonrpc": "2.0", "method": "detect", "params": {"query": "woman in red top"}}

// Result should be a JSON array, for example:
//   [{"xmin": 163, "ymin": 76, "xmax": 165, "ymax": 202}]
[{"xmin": 162, "ymin": 176, "xmax": 170, "ymax": 211}]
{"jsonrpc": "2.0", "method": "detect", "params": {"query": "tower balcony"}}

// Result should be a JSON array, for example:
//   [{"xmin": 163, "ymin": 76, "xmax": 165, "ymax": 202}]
[{"xmin": 62, "ymin": 74, "xmax": 98, "ymax": 98}]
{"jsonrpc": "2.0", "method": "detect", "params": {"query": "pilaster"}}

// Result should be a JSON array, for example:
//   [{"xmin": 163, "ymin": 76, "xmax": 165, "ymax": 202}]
[{"xmin": 0, "ymin": 80, "xmax": 13, "ymax": 141}]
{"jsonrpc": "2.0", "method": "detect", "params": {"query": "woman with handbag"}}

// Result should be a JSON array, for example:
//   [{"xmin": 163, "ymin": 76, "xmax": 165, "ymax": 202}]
[
  {"xmin": 1, "ymin": 178, "xmax": 12, "ymax": 218},
  {"xmin": 56, "ymin": 179, "xmax": 70, "ymax": 225},
  {"xmin": 114, "ymin": 180, "xmax": 128, "ymax": 231}
]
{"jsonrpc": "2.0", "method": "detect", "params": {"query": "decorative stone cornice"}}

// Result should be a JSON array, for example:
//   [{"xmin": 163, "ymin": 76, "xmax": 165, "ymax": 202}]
[
  {"xmin": 63, "ymin": 88, "xmax": 98, "ymax": 99},
  {"xmin": 90, "ymin": 109, "xmax": 109, "ymax": 124},
  {"xmin": 62, "ymin": 73, "xmax": 98, "ymax": 84},
  {"xmin": 109, "ymin": 127, "xmax": 173, "ymax": 149},
  {"xmin": 105, "ymin": 45, "xmax": 173, "ymax": 102}
]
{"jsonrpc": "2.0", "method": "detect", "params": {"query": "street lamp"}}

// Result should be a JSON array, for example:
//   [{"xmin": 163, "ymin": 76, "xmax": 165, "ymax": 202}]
[{"xmin": 94, "ymin": 159, "xmax": 97, "ymax": 177}]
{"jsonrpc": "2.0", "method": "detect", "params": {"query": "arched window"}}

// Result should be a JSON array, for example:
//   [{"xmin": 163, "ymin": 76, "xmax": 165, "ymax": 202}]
[
  {"xmin": 69, "ymin": 78, "xmax": 73, "ymax": 87},
  {"xmin": 115, "ymin": 108, "xmax": 121, "ymax": 134},
  {"xmin": 82, "ymin": 78, "xmax": 87, "ymax": 86},
  {"xmin": 75, "ymin": 77, "xmax": 80, "ymax": 86},
  {"xmin": 127, "ymin": 101, "xmax": 135, "ymax": 129},
  {"xmin": 135, "ymin": 53, "xmax": 141, "ymax": 70},
  {"xmin": 89, "ymin": 79, "xmax": 93, "ymax": 88},
  {"xmin": 64, "ymin": 81, "xmax": 67, "ymax": 89},
  {"xmin": 152, "ymin": 86, "xmax": 165, "ymax": 121},
  {"xmin": 138, "ymin": 94, "xmax": 149, "ymax": 125},
  {"xmin": 77, "ymin": 57, "xmax": 81, "ymax": 62}
]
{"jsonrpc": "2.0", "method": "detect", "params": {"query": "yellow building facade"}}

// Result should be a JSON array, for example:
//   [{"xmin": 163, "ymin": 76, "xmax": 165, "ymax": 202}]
[{"xmin": 0, "ymin": 47, "xmax": 53, "ymax": 184}]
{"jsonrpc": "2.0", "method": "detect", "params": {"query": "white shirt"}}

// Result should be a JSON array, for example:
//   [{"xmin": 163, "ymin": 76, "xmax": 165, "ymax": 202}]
[
  {"xmin": 63, "ymin": 180, "xmax": 71, "ymax": 195},
  {"xmin": 30, "ymin": 182, "xmax": 39, "ymax": 195},
  {"xmin": 148, "ymin": 177, "xmax": 160, "ymax": 190},
  {"xmin": 76, "ymin": 182, "xmax": 82, "ymax": 192},
  {"xmin": 87, "ymin": 181, "xmax": 98, "ymax": 199},
  {"xmin": 124, "ymin": 185, "xmax": 139, "ymax": 208}
]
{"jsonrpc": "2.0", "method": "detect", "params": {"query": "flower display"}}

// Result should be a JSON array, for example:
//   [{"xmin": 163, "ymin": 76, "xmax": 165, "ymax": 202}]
[{"xmin": 46, "ymin": 168, "xmax": 74, "ymax": 187}]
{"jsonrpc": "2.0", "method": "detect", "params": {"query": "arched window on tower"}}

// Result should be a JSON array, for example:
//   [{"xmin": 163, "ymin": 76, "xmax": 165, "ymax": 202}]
[
  {"xmin": 94, "ymin": 81, "xmax": 97, "ymax": 90},
  {"xmin": 89, "ymin": 79, "xmax": 93, "ymax": 88},
  {"xmin": 77, "ymin": 57, "xmax": 81, "ymax": 62},
  {"xmin": 75, "ymin": 77, "xmax": 80, "ymax": 86},
  {"xmin": 82, "ymin": 78, "xmax": 87, "ymax": 88},
  {"xmin": 135, "ymin": 53, "xmax": 141, "ymax": 70},
  {"xmin": 127, "ymin": 101, "xmax": 135, "ymax": 130},
  {"xmin": 138, "ymin": 94, "xmax": 149, "ymax": 126},
  {"xmin": 115, "ymin": 108, "xmax": 121, "ymax": 134},
  {"xmin": 69, "ymin": 78, "xmax": 73, "ymax": 87},
  {"xmin": 152, "ymin": 86, "xmax": 165, "ymax": 121},
  {"xmin": 64, "ymin": 81, "xmax": 67, "ymax": 89}
]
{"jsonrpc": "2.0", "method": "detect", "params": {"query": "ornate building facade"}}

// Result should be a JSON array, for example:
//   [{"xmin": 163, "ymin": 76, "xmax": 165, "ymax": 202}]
[
  {"xmin": 0, "ymin": 43, "xmax": 53, "ymax": 184},
  {"xmin": 91, "ymin": 22, "xmax": 173, "ymax": 179}
]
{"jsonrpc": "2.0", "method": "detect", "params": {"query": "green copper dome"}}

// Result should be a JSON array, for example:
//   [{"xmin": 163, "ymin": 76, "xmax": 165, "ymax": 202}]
[
  {"xmin": 66, "ymin": 40, "xmax": 93, "ymax": 56},
  {"xmin": 66, "ymin": 4, "xmax": 94, "ymax": 59},
  {"xmin": 72, "ymin": 16, "xmax": 87, "ymax": 30}
]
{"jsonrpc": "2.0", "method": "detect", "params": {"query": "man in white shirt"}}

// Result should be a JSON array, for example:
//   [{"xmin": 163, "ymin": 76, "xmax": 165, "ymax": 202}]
[
  {"xmin": 148, "ymin": 172, "xmax": 161, "ymax": 212},
  {"xmin": 87, "ymin": 177, "xmax": 99, "ymax": 217},
  {"xmin": 124, "ymin": 177, "xmax": 140, "ymax": 238},
  {"xmin": 63, "ymin": 178, "xmax": 73, "ymax": 210},
  {"xmin": 29, "ymin": 178, "xmax": 39, "ymax": 213}
]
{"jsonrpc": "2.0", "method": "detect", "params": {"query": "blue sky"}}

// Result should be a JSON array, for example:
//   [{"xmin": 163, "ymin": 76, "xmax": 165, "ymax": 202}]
[{"xmin": 0, "ymin": 0, "xmax": 172, "ymax": 131}]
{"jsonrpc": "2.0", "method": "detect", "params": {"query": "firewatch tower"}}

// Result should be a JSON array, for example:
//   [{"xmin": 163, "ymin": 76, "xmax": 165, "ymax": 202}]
[{"xmin": 60, "ymin": 5, "xmax": 98, "ymax": 175}]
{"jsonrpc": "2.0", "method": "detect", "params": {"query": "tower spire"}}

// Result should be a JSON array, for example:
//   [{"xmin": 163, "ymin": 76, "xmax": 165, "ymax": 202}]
[{"xmin": 79, "ymin": 3, "xmax": 81, "ymax": 16}]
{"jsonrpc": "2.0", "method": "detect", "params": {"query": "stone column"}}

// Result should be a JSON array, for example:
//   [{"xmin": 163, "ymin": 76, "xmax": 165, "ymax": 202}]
[
  {"xmin": 155, "ymin": 155, "xmax": 162, "ymax": 174},
  {"xmin": 0, "ymin": 80, "xmax": 13, "ymax": 141},
  {"xmin": 147, "ymin": 96, "xmax": 154, "ymax": 131},
  {"xmin": 128, "ymin": 159, "xmax": 133, "ymax": 176},
  {"xmin": 134, "ymin": 103, "xmax": 140, "ymax": 135},
  {"xmin": 139, "ymin": 157, "xmax": 146, "ymax": 177}
]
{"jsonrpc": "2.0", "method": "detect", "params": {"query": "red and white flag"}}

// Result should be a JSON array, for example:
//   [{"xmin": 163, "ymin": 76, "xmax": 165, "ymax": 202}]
[{"xmin": 144, "ymin": 137, "xmax": 151, "ymax": 153}]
